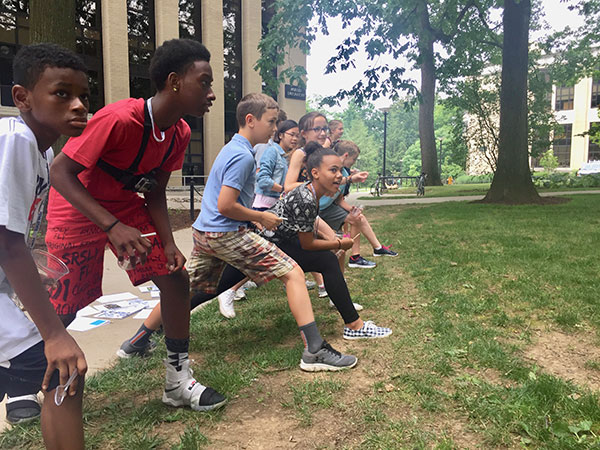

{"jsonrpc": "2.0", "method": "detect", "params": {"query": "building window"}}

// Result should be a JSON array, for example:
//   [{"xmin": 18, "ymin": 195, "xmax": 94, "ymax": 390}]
[
  {"xmin": 589, "ymin": 123, "xmax": 600, "ymax": 162},
  {"xmin": 128, "ymin": 0, "xmax": 155, "ymax": 100},
  {"xmin": 552, "ymin": 124, "xmax": 572, "ymax": 167},
  {"xmin": 223, "ymin": 0, "xmax": 242, "ymax": 143},
  {"xmin": 179, "ymin": 0, "xmax": 204, "ymax": 183},
  {"xmin": 555, "ymin": 85, "xmax": 574, "ymax": 111},
  {"xmin": 592, "ymin": 78, "xmax": 600, "ymax": 109},
  {"xmin": 76, "ymin": 0, "xmax": 103, "ymax": 112}
]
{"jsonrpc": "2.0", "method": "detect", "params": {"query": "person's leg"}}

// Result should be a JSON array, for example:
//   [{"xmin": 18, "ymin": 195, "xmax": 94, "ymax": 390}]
[
  {"xmin": 154, "ymin": 269, "xmax": 226, "ymax": 411},
  {"xmin": 348, "ymin": 214, "xmax": 381, "ymax": 250},
  {"xmin": 279, "ymin": 243, "xmax": 360, "ymax": 326},
  {"xmin": 41, "ymin": 380, "xmax": 85, "ymax": 450}
]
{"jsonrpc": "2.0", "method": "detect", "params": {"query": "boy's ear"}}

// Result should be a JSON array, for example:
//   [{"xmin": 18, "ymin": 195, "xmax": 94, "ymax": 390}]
[
  {"xmin": 12, "ymin": 85, "xmax": 31, "ymax": 112},
  {"xmin": 166, "ymin": 72, "xmax": 181, "ymax": 92},
  {"xmin": 245, "ymin": 113, "xmax": 255, "ymax": 129}
]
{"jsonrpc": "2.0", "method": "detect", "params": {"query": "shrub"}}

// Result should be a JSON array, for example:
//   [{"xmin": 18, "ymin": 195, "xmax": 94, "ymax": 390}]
[
  {"xmin": 532, "ymin": 173, "xmax": 600, "ymax": 189},
  {"xmin": 454, "ymin": 173, "xmax": 494, "ymax": 184}
]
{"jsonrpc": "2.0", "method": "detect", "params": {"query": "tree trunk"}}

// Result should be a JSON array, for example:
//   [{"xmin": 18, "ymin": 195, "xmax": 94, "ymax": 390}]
[
  {"xmin": 29, "ymin": 0, "xmax": 76, "ymax": 50},
  {"xmin": 482, "ymin": 0, "xmax": 540, "ymax": 203},
  {"xmin": 417, "ymin": 1, "xmax": 442, "ymax": 186},
  {"xmin": 29, "ymin": 0, "xmax": 77, "ymax": 154}
]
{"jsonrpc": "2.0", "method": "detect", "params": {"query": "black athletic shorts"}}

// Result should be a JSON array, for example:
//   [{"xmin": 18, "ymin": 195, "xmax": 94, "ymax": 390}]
[{"xmin": 0, "ymin": 341, "xmax": 60, "ymax": 400}]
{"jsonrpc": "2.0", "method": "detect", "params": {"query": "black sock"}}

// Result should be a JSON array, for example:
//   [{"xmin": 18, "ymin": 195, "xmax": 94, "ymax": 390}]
[
  {"xmin": 165, "ymin": 337, "xmax": 189, "ymax": 371},
  {"xmin": 129, "ymin": 324, "xmax": 153, "ymax": 348},
  {"xmin": 299, "ymin": 321, "xmax": 324, "ymax": 353}
]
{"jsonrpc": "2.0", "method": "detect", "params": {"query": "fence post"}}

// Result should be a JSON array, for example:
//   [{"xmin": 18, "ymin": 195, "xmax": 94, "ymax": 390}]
[{"xmin": 190, "ymin": 180, "xmax": 195, "ymax": 221}]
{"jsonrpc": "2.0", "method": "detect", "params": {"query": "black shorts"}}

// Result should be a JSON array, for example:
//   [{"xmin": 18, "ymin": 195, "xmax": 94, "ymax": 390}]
[{"xmin": 0, "ymin": 341, "xmax": 60, "ymax": 400}]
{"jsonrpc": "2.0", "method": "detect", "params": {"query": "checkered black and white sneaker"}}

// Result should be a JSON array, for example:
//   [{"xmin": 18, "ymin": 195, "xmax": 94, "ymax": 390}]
[{"xmin": 343, "ymin": 320, "xmax": 392, "ymax": 340}]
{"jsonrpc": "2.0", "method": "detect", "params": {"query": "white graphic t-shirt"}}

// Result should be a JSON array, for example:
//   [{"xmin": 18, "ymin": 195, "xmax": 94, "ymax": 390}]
[{"xmin": 0, "ymin": 116, "xmax": 53, "ymax": 364}]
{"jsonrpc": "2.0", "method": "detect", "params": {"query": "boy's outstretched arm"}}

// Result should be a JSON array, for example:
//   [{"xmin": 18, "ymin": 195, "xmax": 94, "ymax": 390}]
[
  {"xmin": 0, "ymin": 226, "xmax": 87, "ymax": 394},
  {"xmin": 217, "ymin": 186, "xmax": 282, "ymax": 230},
  {"xmin": 143, "ymin": 169, "xmax": 185, "ymax": 273},
  {"xmin": 51, "ymin": 153, "xmax": 152, "ymax": 261}
]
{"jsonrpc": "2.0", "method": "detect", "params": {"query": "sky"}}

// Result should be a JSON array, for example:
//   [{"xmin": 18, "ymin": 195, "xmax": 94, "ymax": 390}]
[{"xmin": 305, "ymin": 0, "xmax": 586, "ymax": 110}]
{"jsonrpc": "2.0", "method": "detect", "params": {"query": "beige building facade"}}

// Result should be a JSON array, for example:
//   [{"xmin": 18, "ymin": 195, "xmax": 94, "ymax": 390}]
[{"xmin": 0, "ymin": 0, "xmax": 307, "ymax": 184}]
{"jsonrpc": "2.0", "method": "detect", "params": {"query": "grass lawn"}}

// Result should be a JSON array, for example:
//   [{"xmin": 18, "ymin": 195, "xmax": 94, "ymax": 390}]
[
  {"xmin": 358, "ymin": 183, "xmax": 600, "ymax": 200},
  {"xmin": 3, "ymin": 195, "xmax": 600, "ymax": 448}
]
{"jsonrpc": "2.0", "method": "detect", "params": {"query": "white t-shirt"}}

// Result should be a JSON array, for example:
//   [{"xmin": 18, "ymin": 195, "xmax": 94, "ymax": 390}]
[{"xmin": 0, "ymin": 116, "xmax": 53, "ymax": 364}]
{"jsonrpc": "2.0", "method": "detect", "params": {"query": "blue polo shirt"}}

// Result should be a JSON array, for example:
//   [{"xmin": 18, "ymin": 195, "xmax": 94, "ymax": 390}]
[{"xmin": 193, "ymin": 134, "xmax": 256, "ymax": 232}]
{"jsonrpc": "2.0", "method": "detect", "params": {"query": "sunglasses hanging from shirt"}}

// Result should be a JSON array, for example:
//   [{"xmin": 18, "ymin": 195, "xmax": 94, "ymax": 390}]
[{"xmin": 96, "ymin": 99, "xmax": 176, "ymax": 193}]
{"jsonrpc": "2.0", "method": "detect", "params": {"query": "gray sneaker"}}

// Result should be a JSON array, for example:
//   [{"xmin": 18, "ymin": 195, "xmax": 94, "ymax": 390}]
[
  {"xmin": 300, "ymin": 341, "xmax": 358, "ymax": 372},
  {"xmin": 116, "ymin": 339, "xmax": 157, "ymax": 359}
]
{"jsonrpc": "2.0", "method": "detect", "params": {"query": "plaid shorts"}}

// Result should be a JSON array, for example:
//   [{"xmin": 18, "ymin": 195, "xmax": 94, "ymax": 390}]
[{"xmin": 187, "ymin": 228, "xmax": 297, "ymax": 294}]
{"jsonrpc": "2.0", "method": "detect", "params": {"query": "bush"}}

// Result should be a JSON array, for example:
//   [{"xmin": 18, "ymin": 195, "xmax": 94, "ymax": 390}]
[
  {"xmin": 532, "ymin": 173, "xmax": 600, "ymax": 189},
  {"xmin": 454, "ymin": 173, "xmax": 494, "ymax": 184}
]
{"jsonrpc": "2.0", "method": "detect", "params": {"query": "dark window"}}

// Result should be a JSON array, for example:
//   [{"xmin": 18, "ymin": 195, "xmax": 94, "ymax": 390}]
[
  {"xmin": 76, "ymin": 0, "xmax": 103, "ymax": 112},
  {"xmin": 223, "ymin": 0, "xmax": 242, "ymax": 143},
  {"xmin": 555, "ymin": 85, "xmax": 574, "ymax": 111},
  {"xmin": 128, "ymin": 0, "xmax": 155, "ymax": 99},
  {"xmin": 179, "ymin": 0, "xmax": 201, "ymax": 40},
  {"xmin": 552, "ymin": 124, "xmax": 572, "ymax": 167},
  {"xmin": 589, "ymin": 123, "xmax": 600, "ymax": 162},
  {"xmin": 592, "ymin": 78, "xmax": 600, "ymax": 109},
  {"xmin": 0, "ymin": 1, "xmax": 29, "ymax": 106},
  {"xmin": 179, "ymin": 0, "xmax": 204, "ymax": 182}
]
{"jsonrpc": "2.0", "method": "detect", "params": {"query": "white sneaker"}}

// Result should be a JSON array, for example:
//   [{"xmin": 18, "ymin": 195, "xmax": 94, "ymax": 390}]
[
  {"xmin": 318, "ymin": 286, "xmax": 328, "ymax": 298},
  {"xmin": 218, "ymin": 289, "xmax": 236, "ymax": 318},
  {"xmin": 163, "ymin": 359, "xmax": 227, "ymax": 412},
  {"xmin": 329, "ymin": 299, "xmax": 363, "ymax": 311},
  {"xmin": 242, "ymin": 280, "xmax": 257, "ymax": 290},
  {"xmin": 233, "ymin": 287, "xmax": 246, "ymax": 301}
]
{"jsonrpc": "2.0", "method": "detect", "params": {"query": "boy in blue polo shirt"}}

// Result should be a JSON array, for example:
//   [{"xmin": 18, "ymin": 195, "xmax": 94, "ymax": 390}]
[{"xmin": 187, "ymin": 93, "xmax": 357, "ymax": 372}]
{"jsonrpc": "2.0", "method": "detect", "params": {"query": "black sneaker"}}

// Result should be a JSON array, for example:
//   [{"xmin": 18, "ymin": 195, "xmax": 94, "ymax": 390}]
[
  {"xmin": 6, "ymin": 394, "xmax": 40, "ymax": 424},
  {"xmin": 300, "ymin": 341, "xmax": 358, "ymax": 372},
  {"xmin": 116, "ymin": 338, "xmax": 157, "ymax": 358},
  {"xmin": 348, "ymin": 255, "xmax": 377, "ymax": 269},
  {"xmin": 373, "ymin": 245, "xmax": 398, "ymax": 257}
]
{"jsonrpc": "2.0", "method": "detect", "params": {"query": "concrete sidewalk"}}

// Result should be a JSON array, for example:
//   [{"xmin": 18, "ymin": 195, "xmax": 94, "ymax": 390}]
[
  {"xmin": 0, "ymin": 228, "xmax": 195, "ymax": 433},
  {"xmin": 345, "ymin": 189, "xmax": 600, "ymax": 206}
]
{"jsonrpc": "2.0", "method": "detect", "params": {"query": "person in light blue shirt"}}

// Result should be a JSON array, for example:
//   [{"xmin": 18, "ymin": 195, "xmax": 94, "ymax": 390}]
[
  {"xmin": 193, "ymin": 133, "xmax": 258, "ymax": 232},
  {"xmin": 253, "ymin": 120, "xmax": 299, "ymax": 210}
]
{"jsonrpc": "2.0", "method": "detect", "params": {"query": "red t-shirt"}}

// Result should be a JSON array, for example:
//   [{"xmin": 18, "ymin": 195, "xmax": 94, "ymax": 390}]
[{"xmin": 47, "ymin": 98, "xmax": 191, "ymax": 225}]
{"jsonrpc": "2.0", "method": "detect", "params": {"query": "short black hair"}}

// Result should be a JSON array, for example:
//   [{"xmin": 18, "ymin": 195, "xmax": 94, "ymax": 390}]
[
  {"xmin": 306, "ymin": 142, "xmax": 338, "ymax": 178},
  {"xmin": 274, "ymin": 119, "xmax": 298, "ymax": 143},
  {"xmin": 150, "ymin": 39, "xmax": 211, "ymax": 91},
  {"xmin": 13, "ymin": 43, "xmax": 87, "ymax": 89}
]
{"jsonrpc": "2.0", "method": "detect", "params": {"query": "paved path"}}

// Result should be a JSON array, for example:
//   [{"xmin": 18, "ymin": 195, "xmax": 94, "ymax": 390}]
[{"xmin": 345, "ymin": 189, "xmax": 600, "ymax": 206}]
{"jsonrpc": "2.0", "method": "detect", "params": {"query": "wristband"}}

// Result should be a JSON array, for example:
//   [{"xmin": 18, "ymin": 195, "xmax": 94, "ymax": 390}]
[{"xmin": 104, "ymin": 219, "xmax": 120, "ymax": 233}]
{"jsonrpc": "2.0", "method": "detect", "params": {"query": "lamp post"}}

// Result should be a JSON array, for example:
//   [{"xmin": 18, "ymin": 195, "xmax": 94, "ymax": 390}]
[
  {"xmin": 438, "ymin": 138, "xmax": 443, "ymax": 177},
  {"xmin": 380, "ymin": 106, "xmax": 391, "ymax": 177}
]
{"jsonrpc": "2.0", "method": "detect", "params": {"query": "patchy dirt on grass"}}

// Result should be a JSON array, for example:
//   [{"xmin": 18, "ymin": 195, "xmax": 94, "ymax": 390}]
[{"xmin": 524, "ymin": 329, "xmax": 600, "ymax": 391}]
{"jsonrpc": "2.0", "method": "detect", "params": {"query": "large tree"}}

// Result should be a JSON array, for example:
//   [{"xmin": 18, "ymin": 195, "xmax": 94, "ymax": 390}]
[
  {"xmin": 481, "ymin": 0, "xmax": 541, "ymax": 203},
  {"xmin": 257, "ymin": 0, "xmax": 497, "ymax": 185},
  {"xmin": 29, "ymin": 0, "xmax": 76, "ymax": 50}
]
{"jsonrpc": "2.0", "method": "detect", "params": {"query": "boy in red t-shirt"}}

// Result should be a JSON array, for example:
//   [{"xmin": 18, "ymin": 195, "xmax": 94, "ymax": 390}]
[{"xmin": 46, "ymin": 39, "xmax": 226, "ymax": 412}]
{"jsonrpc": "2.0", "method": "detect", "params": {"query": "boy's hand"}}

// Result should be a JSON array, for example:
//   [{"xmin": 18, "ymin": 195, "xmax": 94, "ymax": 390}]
[
  {"xmin": 260, "ymin": 212, "xmax": 283, "ymax": 230},
  {"xmin": 43, "ymin": 331, "xmax": 87, "ymax": 396},
  {"xmin": 164, "ymin": 242, "xmax": 186, "ymax": 273},
  {"xmin": 350, "ymin": 171, "xmax": 369, "ymax": 184},
  {"xmin": 107, "ymin": 221, "xmax": 152, "ymax": 267},
  {"xmin": 340, "ymin": 237, "xmax": 354, "ymax": 250}
]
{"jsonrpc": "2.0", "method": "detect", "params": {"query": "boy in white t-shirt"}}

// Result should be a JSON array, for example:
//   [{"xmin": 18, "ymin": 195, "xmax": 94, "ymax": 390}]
[{"xmin": 0, "ymin": 43, "xmax": 89, "ymax": 448}]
